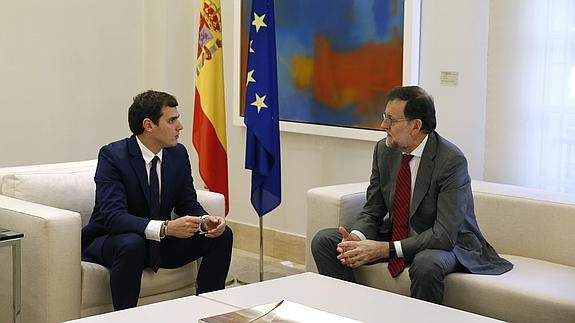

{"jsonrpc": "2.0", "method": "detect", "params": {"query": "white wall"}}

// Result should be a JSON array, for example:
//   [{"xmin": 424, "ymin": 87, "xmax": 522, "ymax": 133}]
[
  {"xmin": 0, "ymin": 0, "xmax": 145, "ymax": 166},
  {"xmin": 484, "ymin": 1, "xmax": 547, "ymax": 187},
  {"xmin": 419, "ymin": 0, "xmax": 488, "ymax": 180},
  {"xmin": 0, "ymin": 0, "xmax": 490, "ymax": 237}
]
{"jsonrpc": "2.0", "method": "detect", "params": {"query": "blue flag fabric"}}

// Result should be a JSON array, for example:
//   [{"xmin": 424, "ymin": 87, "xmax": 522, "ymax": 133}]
[{"xmin": 244, "ymin": 0, "xmax": 281, "ymax": 217}]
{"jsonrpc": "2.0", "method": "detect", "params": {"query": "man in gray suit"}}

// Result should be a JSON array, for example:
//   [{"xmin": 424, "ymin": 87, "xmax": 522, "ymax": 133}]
[{"xmin": 312, "ymin": 86, "xmax": 512, "ymax": 304}]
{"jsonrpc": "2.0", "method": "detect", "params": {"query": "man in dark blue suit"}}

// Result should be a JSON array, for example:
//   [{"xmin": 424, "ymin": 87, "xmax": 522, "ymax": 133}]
[{"xmin": 82, "ymin": 90, "xmax": 233, "ymax": 310}]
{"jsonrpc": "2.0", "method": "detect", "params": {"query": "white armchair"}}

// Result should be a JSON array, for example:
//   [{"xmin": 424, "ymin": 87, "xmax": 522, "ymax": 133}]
[
  {"xmin": 305, "ymin": 181, "xmax": 575, "ymax": 322},
  {"xmin": 0, "ymin": 160, "xmax": 225, "ymax": 323}
]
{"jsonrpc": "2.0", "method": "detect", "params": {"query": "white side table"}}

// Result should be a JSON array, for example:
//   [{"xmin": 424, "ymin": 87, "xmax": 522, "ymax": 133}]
[{"xmin": 0, "ymin": 228, "xmax": 23, "ymax": 323}]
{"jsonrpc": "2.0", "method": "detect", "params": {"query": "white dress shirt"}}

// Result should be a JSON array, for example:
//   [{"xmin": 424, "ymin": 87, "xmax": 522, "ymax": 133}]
[
  {"xmin": 136, "ymin": 136, "xmax": 164, "ymax": 242},
  {"xmin": 351, "ymin": 134, "xmax": 429, "ymax": 258}
]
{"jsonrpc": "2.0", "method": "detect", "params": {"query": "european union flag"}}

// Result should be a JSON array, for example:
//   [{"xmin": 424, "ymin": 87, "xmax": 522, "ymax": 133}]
[{"xmin": 244, "ymin": 0, "xmax": 281, "ymax": 217}]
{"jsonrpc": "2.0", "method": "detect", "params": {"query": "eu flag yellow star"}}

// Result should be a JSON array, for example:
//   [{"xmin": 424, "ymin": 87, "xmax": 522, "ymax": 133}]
[
  {"xmin": 251, "ymin": 93, "xmax": 268, "ymax": 113},
  {"xmin": 246, "ymin": 69, "xmax": 256, "ymax": 86},
  {"xmin": 252, "ymin": 12, "xmax": 267, "ymax": 32}
]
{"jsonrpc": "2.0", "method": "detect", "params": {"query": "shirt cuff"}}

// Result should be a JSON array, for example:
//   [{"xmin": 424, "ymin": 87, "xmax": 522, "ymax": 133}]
[
  {"xmin": 349, "ymin": 230, "xmax": 366, "ymax": 241},
  {"xmin": 394, "ymin": 240, "xmax": 404, "ymax": 258},
  {"xmin": 145, "ymin": 220, "xmax": 163, "ymax": 242}
]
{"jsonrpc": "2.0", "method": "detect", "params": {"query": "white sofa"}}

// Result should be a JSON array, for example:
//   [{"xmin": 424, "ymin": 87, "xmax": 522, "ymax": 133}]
[
  {"xmin": 306, "ymin": 180, "xmax": 575, "ymax": 323},
  {"xmin": 0, "ymin": 160, "xmax": 225, "ymax": 323}
]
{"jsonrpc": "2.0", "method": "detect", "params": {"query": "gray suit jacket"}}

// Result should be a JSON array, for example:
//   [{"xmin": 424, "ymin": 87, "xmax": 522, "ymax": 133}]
[{"xmin": 352, "ymin": 131, "xmax": 512, "ymax": 274}]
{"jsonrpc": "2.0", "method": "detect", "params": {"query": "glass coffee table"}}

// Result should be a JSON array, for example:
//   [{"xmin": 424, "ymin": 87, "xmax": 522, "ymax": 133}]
[{"xmin": 0, "ymin": 227, "xmax": 24, "ymax": 323}]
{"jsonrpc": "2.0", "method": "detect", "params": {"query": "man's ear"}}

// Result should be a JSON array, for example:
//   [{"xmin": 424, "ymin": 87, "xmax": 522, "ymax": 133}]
[
  {"xmin": 142, "ymin": 118, "xmax": 154, "ymax": 132},
  {"xmin": 411, "ymin": 119, "xmax": 423, "ymax": 134}
]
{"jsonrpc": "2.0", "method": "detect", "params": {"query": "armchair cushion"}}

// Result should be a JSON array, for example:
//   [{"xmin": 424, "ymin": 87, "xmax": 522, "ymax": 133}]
[
  {"xmin": 81, "ymin": 261, "xmax": 197, "ymax": 309},
  {"xmin": 0, "ymin": 160, "xmax": 96, "ymax": 226}
]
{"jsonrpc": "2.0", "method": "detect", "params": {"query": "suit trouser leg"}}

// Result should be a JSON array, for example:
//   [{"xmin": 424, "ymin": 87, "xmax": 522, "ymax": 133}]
[
  {"xmin": 160, "ymin": 226, "xmax": 233, "ymax": 294},
  {"xmin": 408, "ymin": 249, "xmax": 461, "ymax": 304},
  {"xmin": 95, "ymin": 227, "xmax": 233, "ymax": 310},
  {"xmin": 100, "ymin": 233, "xmax": 147, "ymax": 311},
  {"xmin": 311, "ymin": 228, "xmax": 356, "ymax": 282}
]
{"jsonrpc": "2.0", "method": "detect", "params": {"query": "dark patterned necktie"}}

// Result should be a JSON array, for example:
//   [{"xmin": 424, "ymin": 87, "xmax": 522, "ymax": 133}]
[
  {"xmin": 148, "ymin": 156, "xmax": 161, "ymax": 272},
  {"xmin": 388, "ymin": 154, "xmax": 413, "ymax": 277}
]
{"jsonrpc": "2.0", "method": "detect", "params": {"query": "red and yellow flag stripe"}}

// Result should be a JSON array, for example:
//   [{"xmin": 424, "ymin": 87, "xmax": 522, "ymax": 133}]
[{"xmin": 192, "ymin": 0, "xmax": 229, "ymax": 214}]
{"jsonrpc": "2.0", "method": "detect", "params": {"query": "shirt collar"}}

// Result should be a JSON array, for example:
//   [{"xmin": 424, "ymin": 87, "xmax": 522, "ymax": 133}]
[
  {"xmin": 408, "ymin": 134, "xmax": 429, "ymax": 158},
  {"xmin": 136, "ymin": 135, "xmax": 163, "ymax": 165}
]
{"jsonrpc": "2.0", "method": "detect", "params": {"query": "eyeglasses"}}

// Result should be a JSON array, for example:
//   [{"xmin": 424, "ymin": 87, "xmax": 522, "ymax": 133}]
[{"xmin": 382, "ymin": 113, "xmax": 411, "ymax": 125}]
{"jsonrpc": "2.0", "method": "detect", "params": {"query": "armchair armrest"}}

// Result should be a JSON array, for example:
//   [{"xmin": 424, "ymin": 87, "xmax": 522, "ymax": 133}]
[
  {"xmin": 196, "ymin": 190, "xmax": 225, "ymax": 217},
  {"xmin": 0, "ymin": 195, "xmax": 82, "ymax": 323},
  {"xmin": 305, "ymin": 182, "xmax": 369, "ymax": 272}
]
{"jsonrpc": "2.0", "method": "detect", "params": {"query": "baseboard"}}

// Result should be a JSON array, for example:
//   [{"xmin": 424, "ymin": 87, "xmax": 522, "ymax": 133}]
[{"xmin": 226, "ymin": 220, "xmax": 305, "ymax": 265}]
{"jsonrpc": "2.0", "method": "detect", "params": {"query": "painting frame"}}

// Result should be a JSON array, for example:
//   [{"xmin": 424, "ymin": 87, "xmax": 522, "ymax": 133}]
[{"xmin": 232, "ymin": 0, "xmax": 421, "ymax": 141}]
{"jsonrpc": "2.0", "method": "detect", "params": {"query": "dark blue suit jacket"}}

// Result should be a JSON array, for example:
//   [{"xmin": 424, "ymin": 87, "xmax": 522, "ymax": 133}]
[{"xmin": 81, "ymin": 135, "xmax": 207, "ymax": 255}]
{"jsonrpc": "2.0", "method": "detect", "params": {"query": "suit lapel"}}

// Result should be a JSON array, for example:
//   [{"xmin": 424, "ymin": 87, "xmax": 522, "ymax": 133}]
[
  {"xmin": 410, "ymin": 132, "xmax": 437, "ymax": 216},
  {"xmin": 388, "ymin": 151, "xmax": 403, "ymax": 209},
  {"xmin": 160, "ymin": 148, "xmax": 172, "ymax": 217},
  {"xmin": 128, "ymin": 135, "xmax": 151, "ymax": 204}
]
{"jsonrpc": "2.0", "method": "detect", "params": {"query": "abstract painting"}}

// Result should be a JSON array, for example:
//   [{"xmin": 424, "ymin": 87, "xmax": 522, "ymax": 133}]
[{"xmin": 240, "ymin": 0, "xmax": 406, "ymax": 132}]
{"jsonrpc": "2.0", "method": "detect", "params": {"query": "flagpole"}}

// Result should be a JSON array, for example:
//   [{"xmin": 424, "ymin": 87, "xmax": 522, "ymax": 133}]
[
  {"xmin": 236, "ymin": 215, "xmax": 282, "ymax": 284},
  {"xmin": 259, "ymin": 216, "xmax": 264, "ymax": 281}
]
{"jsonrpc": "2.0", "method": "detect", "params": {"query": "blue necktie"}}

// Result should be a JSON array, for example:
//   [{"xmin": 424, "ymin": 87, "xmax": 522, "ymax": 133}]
[{"xmin": 148, "ymin": 156, "xmax": 161, "ymax": 272}]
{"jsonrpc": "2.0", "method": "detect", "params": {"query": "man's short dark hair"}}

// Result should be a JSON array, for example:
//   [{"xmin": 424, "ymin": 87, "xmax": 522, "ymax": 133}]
[
  {"xmin": 386, "ymin": 86, "xmax": 436, "ymax": 134},
  {"xmin": 128, "ymin": 90, "xmax": 178, "ymax": 135}
]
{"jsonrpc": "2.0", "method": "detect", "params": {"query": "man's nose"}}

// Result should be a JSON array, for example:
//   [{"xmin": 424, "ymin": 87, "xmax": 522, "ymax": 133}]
[{"xmin": 381, "ymin": 120, "xmax": 389, "ymax": 130}]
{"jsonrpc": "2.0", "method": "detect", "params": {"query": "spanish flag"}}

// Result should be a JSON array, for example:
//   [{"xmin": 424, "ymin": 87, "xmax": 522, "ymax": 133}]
[{"xmin": 192, "ymin": 0, "xmax": 229, "ymax": 214}]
